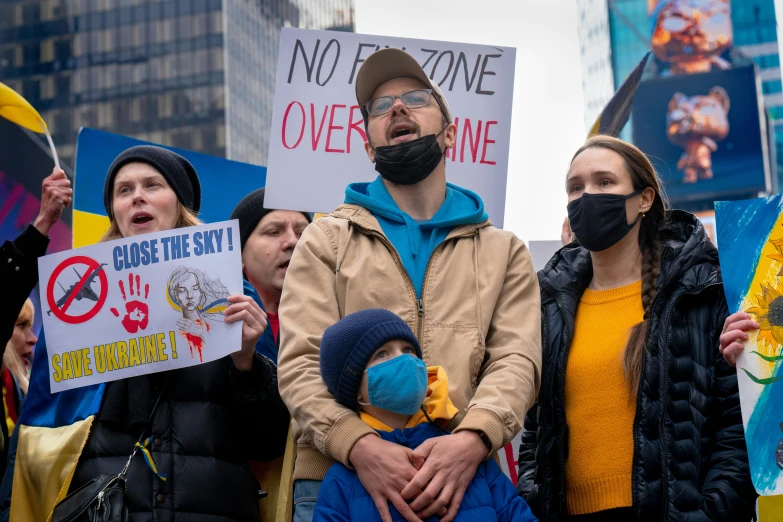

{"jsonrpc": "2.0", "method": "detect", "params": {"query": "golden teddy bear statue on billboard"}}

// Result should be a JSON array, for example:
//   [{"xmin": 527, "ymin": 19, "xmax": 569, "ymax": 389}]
[
  {"xmin": 666, "ymin": 86, "xmax": 730, "ymax": 183},
  {"xmin": 651, "ymin": 0, "xmax": 732, "ymax": 75}
]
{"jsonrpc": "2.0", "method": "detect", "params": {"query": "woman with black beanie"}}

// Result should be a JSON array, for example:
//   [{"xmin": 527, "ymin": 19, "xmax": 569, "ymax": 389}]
[{"xmin": 4, "ymin": 146, "xmax": 289, "ymax": 522}]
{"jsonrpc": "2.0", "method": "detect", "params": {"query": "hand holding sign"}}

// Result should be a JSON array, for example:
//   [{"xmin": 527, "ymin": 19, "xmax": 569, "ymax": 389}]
[
  {"xmin": 224, "ymin": 295, "xmax": 268, "ymax": 372},
  {"xmin": 39, "ymin": 221, "xmax": 243, "ymax": 392}
]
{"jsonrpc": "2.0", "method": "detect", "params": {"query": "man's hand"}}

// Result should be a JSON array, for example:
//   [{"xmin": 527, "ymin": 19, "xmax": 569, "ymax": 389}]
[
  {"xmin": 402, "ymin": 431, "xmax": 487, "ymax": 521},
  {"xmin": 225, "ymin": 294, "xmax": 267, "ymax": 372},
  {"xmin": 34, "ymin": 168, "xmax": 72, "ymax": 236},
  {"xmin": 350, "ymin": 434, "xmax": 424, "ymax": 522}
]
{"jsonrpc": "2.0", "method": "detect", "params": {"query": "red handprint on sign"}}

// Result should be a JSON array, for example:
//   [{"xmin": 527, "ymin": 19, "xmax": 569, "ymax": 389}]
[{"xmin": 110, "ymin": 273, "xmax": 150, "ymax": 334}]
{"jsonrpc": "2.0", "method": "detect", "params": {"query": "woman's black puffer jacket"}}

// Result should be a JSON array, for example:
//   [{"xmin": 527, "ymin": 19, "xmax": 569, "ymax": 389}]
[
  {"xmin": 69, "ymin": 352, "xmax": 289, "ymax": 522},
  {"xmin": 517, "ymin": 211, "xmax": 756, "ymax": 521}
]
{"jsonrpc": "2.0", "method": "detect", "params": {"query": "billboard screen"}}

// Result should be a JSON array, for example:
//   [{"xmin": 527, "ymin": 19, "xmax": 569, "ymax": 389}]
[
  {"xmin": 649, "ymin": 0, "xmax": 733, "ymax": 77},
  {"xmin": 632, "ymin": 64, "xmax": 768, "ymax": 206}
]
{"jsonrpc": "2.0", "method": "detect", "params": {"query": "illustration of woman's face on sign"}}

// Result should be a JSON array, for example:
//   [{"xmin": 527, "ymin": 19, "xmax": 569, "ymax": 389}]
[{"xmin": 176, "ymin": 273, "xmax": 202, "ymax": 312}]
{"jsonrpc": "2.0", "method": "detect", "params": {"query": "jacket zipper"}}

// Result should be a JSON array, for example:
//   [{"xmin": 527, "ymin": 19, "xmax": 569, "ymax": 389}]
[
  {"xmin": 541, "ymin": 283, "xmax": 572, "ymax": 516},
  {"xmin": 544, "ymin": 273, "xmax": 715, "ymax": 520},
  {"xmin": 417, "ymin": 228, "xmax": 478, "ymax": 339},
  {"xmin": 631, "ymin": 295, "xmax": 657, "ymax": 522},
  {"xmin": 348, "ymin": 222, "xmax": 479, "ymax": 342},
  {"xmin": 416, "ymin": 298, "xmax": 424, "ymax": 339},
  {"xmin": 657, "ymin": 281, "xmax": 720, "ymax": 522}
]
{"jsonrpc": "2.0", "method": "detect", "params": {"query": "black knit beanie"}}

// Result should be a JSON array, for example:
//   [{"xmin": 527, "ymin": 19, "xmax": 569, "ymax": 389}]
[
  {"xmin": 230, "ymin": 188, "xmax": 313, "ymax": 251},
  {"xmin": 320, "ymin": 309, "xmax": 422, "ymax": 411},
  {"xmin": 103, "ymin": 145, "xmax": 201, "ymax": 217}
]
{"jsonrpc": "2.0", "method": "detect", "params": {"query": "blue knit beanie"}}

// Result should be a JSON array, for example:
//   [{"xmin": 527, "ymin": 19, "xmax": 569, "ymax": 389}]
[{"xmin": 320, "ymin": 309, "xmax": 421, "ymax": 411}]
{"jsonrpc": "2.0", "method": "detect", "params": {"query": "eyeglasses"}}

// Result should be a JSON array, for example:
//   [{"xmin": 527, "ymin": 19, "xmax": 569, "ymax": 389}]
[{"xmin": 365, "ymin": 89, "xmax": 433, "ymax": 117}]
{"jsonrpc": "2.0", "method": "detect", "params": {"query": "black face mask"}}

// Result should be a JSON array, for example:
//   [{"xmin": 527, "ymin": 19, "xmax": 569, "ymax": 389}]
[
  {"xmin": 372, "ymin": 127, "xmax": 446, "ymax": 186},
  {"xmin": 567, "ymin": 190, "xmax": 643, "ymax": 252}
]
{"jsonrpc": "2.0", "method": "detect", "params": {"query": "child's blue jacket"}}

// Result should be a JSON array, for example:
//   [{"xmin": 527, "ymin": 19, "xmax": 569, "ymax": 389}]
[{"xmin": 313, "ymin": 366, "xmax": 537, "ymax": 522}]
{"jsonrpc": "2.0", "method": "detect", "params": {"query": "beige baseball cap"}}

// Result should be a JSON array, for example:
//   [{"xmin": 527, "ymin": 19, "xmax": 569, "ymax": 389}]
[{"xmin": 355, "ymin": 48, "xmax": 453, "ymax": 123}]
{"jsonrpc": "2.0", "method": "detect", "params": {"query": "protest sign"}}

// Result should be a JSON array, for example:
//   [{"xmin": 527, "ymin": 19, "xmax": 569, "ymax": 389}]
[
  {"xmin": 498, "ymin": 432, "xmax": 523, "ymax": 487},
  {"xmin": 265, "ymin": 28, "xmax": 515, "ymax": 227},
  {"xmin": 38, "ymin": 220, "xmax": 242, "ymax": 393},
  {"xmin": 716, "ymin": 196, "xmax": 783, "ymax": 495}
]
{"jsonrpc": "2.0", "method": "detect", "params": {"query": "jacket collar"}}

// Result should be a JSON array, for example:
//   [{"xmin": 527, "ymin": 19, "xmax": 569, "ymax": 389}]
[
  {"xmin": 539, "ymin": 210, "xmax": 720, "ymax": 306},
  {"xmin": 657, "ymin": 210, "xmax": 720, "ymax": 292},
  {"xmin": 330, "ymin": 204, "xmax": 492, "ymax": 242}
]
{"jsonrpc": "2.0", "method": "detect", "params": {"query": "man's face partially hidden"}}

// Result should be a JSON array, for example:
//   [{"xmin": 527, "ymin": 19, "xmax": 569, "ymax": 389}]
[{"xmin": 242, "ymin": 210, "xmax": 309, "ymax": 302}]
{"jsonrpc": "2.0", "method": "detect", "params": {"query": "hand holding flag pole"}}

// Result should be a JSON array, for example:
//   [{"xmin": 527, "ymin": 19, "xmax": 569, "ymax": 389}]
[{"xmin": 0, "ymin": 81, "xmax": 60, "ymax": 169}]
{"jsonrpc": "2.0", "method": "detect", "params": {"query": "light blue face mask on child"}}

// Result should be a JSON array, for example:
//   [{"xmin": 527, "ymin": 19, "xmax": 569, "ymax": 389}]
[{"xmin": 360, "ymin": 355, "xmax": 428, "ymax": 416}]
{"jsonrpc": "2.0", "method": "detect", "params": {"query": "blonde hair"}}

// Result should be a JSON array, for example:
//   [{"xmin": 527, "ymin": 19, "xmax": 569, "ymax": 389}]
[
  {"xmin": 4, "ymin": 299, "xmax": 34, "ymax": 395},
  {"xmin": 100, "ymin": 202, "xmax": 201, "ymax": 242}
]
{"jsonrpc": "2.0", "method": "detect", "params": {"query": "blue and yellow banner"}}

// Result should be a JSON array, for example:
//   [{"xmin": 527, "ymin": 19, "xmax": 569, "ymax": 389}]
[
  {"xmin": 716, "ymin": 195, "xmax": 783, "ymax": 502},
  {"xmin": 74, "ymin": 128, "xmax": 268, "ymax": 247}
]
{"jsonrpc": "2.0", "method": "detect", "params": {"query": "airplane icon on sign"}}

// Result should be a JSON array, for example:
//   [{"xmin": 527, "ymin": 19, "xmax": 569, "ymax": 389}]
[{"xmin": 47, "ymin": 263, "xmax": 108, "ymax": 315}]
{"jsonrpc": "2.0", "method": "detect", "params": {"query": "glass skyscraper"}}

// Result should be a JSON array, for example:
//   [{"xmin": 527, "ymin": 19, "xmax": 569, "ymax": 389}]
[
  {"xmin": 0, "ymin": 0, "xmax": 354, "ymax": 170},
  {"xmin": 576, "ymin": 0, "xmax": 615, "ymax": 132}
]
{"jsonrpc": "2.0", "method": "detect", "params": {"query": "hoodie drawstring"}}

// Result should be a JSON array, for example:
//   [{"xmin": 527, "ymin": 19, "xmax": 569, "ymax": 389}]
[
  {"xmin": 420, "ymin": 405, "xmax": 450, "ymax": 435},
  {"xmin": 402, "ymin": 215, "xmax": 421, "ymax": 258}
]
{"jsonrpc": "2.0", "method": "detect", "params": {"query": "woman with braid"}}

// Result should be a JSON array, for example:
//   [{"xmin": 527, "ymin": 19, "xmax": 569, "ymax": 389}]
[{"xmin": 516, "ymin": 136, "xmax": 755, "ymax": 522}]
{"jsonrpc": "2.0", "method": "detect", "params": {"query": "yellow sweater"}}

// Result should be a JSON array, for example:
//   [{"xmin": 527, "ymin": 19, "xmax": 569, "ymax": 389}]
[{"xmin": 564, "ymin": 280, "xmax": 643, "ymax": 515}]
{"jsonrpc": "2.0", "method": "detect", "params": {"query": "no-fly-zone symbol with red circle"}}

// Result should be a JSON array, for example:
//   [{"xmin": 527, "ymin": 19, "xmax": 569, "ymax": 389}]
[{"xmin": 46, "ymin": 255, "xmax": 109, "ymax": 325}]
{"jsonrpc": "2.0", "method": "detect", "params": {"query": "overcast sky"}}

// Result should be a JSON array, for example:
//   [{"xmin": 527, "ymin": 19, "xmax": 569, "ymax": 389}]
[{"xmin": 355, "ymin": 0, "xmax": 587, "ymax": 242}]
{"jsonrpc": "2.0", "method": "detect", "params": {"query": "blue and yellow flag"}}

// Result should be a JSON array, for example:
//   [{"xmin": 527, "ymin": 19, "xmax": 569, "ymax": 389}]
[{"xmin": 588, "ymin": 52, "xmax": 651, "ymax": 138}]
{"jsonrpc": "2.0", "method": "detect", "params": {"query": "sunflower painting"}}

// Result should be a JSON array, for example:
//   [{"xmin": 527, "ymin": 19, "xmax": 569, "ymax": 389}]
[
  {"xmin": 716, "ymin": 195, "xmax": 783, "ymax": 496},
  {"xmin": 745, "ymin": 279, "xmax": 783, "ymax": 384}
]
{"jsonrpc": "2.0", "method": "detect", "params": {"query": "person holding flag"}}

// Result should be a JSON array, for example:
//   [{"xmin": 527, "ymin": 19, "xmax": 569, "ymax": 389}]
[
  {"xmin": 2, "ymin": 146, "xmax": 289, "ymax": 522},
  {"xmin": 0, "ymin": 167, "xmax": 71, "ymax": 350}
]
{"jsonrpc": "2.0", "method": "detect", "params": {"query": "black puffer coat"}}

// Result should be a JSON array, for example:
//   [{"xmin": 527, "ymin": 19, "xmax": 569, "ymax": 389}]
[
  {"xmin": 517, "ymin": 211, "xmax": 756, "ymax": 522},
  {"xmin": 69, "ymin": 353, "xmax": 289, "ymax": 522}
]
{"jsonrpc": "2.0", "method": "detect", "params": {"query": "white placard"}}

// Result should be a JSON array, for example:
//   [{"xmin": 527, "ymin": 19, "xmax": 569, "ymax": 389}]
[
  {"xmin": 265, "ymin": 28, "xmax": 516, "ymax": 227},
  {"xmin": 38, "ymin": 221, "xmax": 243, "ymax": 392}
]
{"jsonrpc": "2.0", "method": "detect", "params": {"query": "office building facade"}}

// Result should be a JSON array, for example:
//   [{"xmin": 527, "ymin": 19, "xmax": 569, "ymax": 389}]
[
  {"xmin": 576, "ymin": 0, "xmax": 615, "ymax": 133},
  {"xmin": 0, "ymin": 0, "xmax": 354, "ymax": 170}
]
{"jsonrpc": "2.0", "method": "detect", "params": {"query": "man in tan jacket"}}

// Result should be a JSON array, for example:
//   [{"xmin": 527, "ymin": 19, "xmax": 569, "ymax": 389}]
[{"xmin": 278, "ymin": 48, "xmax": 541, "ymax": 522}]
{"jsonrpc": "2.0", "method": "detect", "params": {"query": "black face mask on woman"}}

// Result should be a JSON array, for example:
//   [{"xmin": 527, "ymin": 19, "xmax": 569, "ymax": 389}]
[
  {"xmin": 372, "ymin": 126, "xmax": 447, "ymax": 186},
  {"xmin": 567, "ymin": 190, "xmax": 643, "ymax": 252}
]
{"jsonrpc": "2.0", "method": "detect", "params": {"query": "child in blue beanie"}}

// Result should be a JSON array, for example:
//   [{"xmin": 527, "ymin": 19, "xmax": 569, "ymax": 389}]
[{"xmin": 314, "ymin": 308, "xmax": 537, "ymax": 522}]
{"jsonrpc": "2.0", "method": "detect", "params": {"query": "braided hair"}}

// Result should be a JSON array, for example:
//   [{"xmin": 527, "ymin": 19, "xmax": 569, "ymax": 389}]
[{"xmin": 571, "ymin": 135, "xmax": 668, "ymax": 394}]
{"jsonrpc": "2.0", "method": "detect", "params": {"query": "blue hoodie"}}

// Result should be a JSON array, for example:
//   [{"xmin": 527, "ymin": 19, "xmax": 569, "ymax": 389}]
[
  {"xmin": 243, "ymin": 279, "xmax": 279, "ymax": 363},
  {"xmin": 344, "ymin": 177, "xmax": 488, "ymax": 298}
]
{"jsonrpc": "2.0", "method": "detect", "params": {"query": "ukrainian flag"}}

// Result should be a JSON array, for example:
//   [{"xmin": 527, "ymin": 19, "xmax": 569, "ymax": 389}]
[
  {"xmin": 7, "ymin": 329, "xmax": 106, "ymax": 520},
  {"xmin": 588, "ymin": 52, "xmax": 650, "ymax": 138}
]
